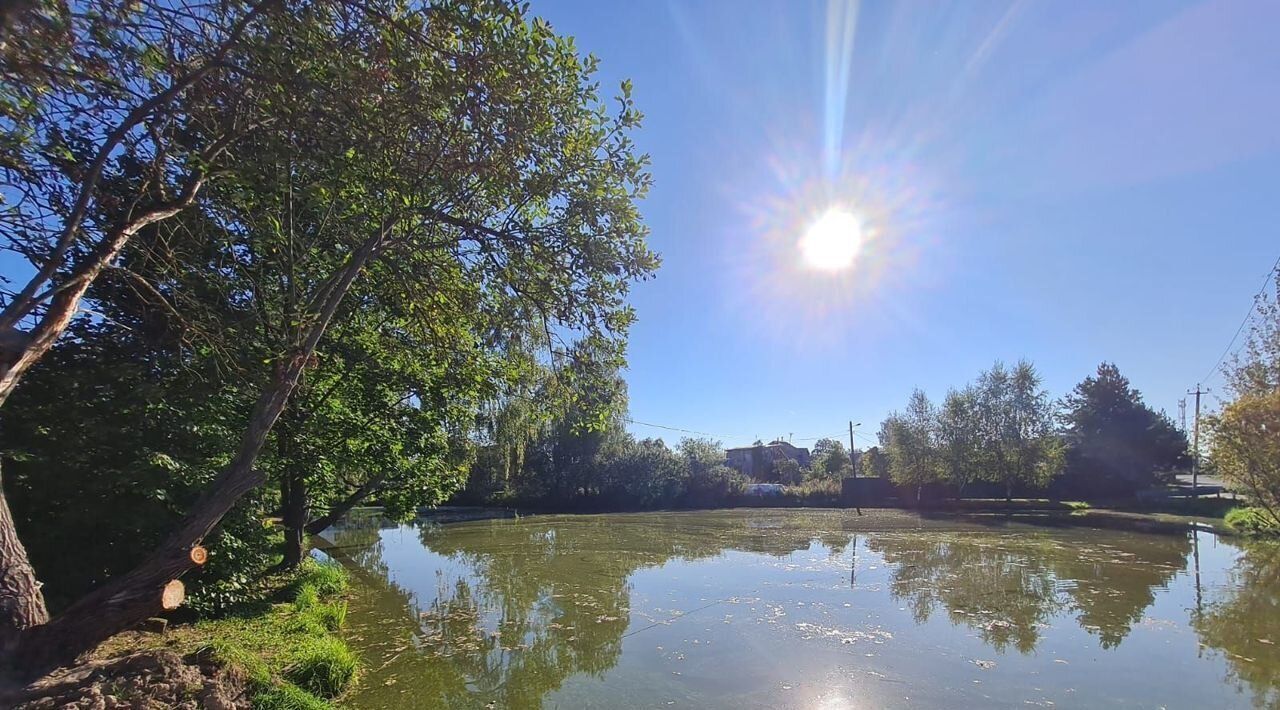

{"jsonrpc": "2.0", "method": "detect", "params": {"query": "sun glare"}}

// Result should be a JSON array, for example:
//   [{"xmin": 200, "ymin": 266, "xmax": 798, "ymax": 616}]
[{"xmin": 800, "ymin": 208, "xmax": 864, "ymax": 271}]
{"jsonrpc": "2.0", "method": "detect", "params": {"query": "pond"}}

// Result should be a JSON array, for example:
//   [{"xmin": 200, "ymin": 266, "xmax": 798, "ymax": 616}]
[{"xmin": 320, "ymin": 509, "xmax": 1280, "ymax": 709}]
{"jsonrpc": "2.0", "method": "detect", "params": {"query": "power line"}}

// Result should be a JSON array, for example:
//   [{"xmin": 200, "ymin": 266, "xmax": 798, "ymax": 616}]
[
  {"xmin": 1202, "ymin": 254, "xmax": 1280, "ymax": 384},
  {"xmin": 625, "ymin": 417, "xmax": 732, "ymax": 439}
]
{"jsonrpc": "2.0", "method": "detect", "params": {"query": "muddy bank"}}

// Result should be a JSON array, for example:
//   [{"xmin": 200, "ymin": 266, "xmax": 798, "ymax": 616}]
[{"xmin": 4, "ymin": 649, "xmax": 250, "ymax": 710}]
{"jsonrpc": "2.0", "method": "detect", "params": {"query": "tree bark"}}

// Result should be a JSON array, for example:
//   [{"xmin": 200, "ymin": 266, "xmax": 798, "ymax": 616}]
[
  {"xmin": 0, "ymin": 464, "xmax": 49, "ymax": 660},
  {"xmin": 9, "ymin": 230, "xmax": 384, "ymax": 674},
  {"xmin": 280, "ymin": 464, "xmax": 308, "ymax": 570}
]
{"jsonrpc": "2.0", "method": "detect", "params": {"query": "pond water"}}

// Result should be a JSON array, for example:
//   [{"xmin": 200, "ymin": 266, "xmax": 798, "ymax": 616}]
[{"xmin": 321, "ymin": 509, "xmax": 1280, "ymax": 709}]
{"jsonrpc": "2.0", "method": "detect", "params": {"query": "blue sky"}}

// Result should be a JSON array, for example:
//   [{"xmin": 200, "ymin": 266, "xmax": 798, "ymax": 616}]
[{"xmin": 528, "ymin": 0, "xmax": 1280, "ymax": 449}]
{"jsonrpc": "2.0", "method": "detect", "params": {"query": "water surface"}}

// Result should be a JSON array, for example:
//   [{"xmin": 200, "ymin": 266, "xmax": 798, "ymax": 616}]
[{"xmin": 323, "ymin": 509, "xmax": 1280, "ymax": 709}]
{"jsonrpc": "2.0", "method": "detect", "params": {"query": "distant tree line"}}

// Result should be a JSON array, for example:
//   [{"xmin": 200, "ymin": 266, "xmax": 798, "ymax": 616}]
[{"xmin": 876, "ymin": 360, "xmax": 1189, "ymax": 502}]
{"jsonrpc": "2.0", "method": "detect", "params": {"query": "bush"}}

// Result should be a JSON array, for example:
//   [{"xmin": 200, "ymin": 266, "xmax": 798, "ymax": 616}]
[
  {"xmin": 252, "ymin": 683, "xmax": 332, "ymax": 710},
  {"xmin": 683, "ymin": 464, "xmax": 747, "ymax": 506},
  {"xmin": 1225, "ymin": 507, "xmax": 1280, "ymax": 536},
  {"xmin": 284, "ymin": 637, "xmax": 357, "ymax": 699},
  {"xmin": 785, "ymin": 478, "xmax": 841, "ymax": 504}
]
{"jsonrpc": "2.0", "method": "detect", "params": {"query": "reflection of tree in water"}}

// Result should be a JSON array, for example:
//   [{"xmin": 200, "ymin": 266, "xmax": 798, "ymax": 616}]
[
  {"xmin": 328, "ymin": 512, "xmax": 837, "ymax": 709},
  {"xmin": 868, "ymin": 535, "xmax": 1061, "ymax": 653},
  {"xmin": 867, "ymin": 530, "xmax": 1189, "ymax": 653},
  {"xmin": 1193, "ymin": 541, "xmax": 1280, "ymax": 709}
]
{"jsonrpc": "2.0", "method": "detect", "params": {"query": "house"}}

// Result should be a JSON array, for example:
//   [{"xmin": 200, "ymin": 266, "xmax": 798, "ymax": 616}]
[{"xmin": 725, "ymin": 441, "xmax": 811, "ymax": 480}]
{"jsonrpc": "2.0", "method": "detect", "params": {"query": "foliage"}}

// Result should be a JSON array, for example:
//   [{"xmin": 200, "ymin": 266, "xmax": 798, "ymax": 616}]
[
  {"xmin": 883, "ymin": 389, "xmax": 944, "ymax": 498},
  {"xmin": 679, "ymin": 438, "xmax": 747, "ymax": 506},
  {"xmin": 878, "ymin": 361, "xmax": 1064, "ymax": 501},
  {"xmin": 773, "ymin": 458, "xmax": 803, "ymax": 485},
  {"xmin": 1208, "ymin": 391, "xmax": 1280, "ymax": 529},
  {"xmin": 1209, "ymin": 280, "xmax": 1280, "ymax": 532},
  {"xmin": 937, "ymin": 386, "xmax": 982, "ymax": 492},
  {"xmin": 1058, "ymin": 363, "xmax": 1188, "ymax": 497},
  {"xmin": 0, "ymin": 322, "xmax": 277, "ymax": 613},
  {"xmin": 858, "ymin": 446, "xmax": 889, "ymax": 478},
  {"xmin": 785, "ymin": 477, "xmax": 841, "ymax": 504},
  {"xmin": 975, "ymin": 361, "xmax": 1063, "ymax": 498},
  {"xmin": 1224, "ymin": 507, "xmax": 1280, "ymax": 536},
  {"xmin": 808, "ymin": 438, "xmax": 850, "ymax": 479},
  {"xmin": 1223, "ymin": 281, "xmax": 1280, "ymax": 397}
]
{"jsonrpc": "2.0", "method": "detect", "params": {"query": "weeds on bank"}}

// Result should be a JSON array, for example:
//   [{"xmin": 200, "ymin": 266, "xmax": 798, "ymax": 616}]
[
  {"xmin": 1225, "ymin": 507, "xmax": 1280, "ymax": 536},
  {"xmin": 187, "ymin": 558, "xmax": 357, "ymax": 709}
]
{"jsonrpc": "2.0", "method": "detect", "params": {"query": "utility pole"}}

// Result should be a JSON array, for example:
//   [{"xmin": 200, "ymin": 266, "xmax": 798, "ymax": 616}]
[
  {"xmin": 849, "ymin": 421, "xmax": 858, "ymax": 479},
  {"xmin": 1187, "ymin": 385, "xmax": 1209, "ymax": 498},
  {"xmin": 849, "ymin": 420, "xmax": 862, "ymax": 515}
]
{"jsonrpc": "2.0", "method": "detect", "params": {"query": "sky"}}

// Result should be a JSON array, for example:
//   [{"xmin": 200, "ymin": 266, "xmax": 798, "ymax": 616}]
[{"xmin": 528, "ymin": 0, "xmax": 1280, "ymax": 449}]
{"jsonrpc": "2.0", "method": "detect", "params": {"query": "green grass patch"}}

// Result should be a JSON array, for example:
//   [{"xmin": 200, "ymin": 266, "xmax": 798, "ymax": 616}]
[
  {"xmin": 1224, "ymin": 506, "xmax": 1280, "ymax": 536},
  {"xmin": 308, "ymin": 601, "xmax": 348, "ymax": 632},
  {"xmin": 294, "ymin": 559, "xmax": 349, "ymax": 598},
  {"xmin": 252, "ymin": 683, "xmax": 333, "ymax": 710},
  {"xmin": 103, "ymin": 559, "xmax": 355, "ymax": 710},
  {"xmin": 1064, "ymin": 501, "xmax": 1092, "ymax": 511},
  {"xmin": 283, "ymin": 636, "xmax": 358, "ymax": 699},
  {"xmin": 292, "ymin": 584, "xmax": 319, "ymax": 612}
]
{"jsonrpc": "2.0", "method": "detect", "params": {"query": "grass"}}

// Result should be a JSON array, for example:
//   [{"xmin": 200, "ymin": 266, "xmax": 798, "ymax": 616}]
[
  {"xmin": 284, "ymin": 637, "xmax": 358, "ymax": 698},
  {"xmin": 1224, "ymin": 506, "xmax": 1280, "ymax": 536},
  {"xmin": 253, "ymin": 683, "xmax": 333, "ymax": 710},
  {"xmin": 101, "ymin": 558, "xmax": 358, "ymax": 709}
]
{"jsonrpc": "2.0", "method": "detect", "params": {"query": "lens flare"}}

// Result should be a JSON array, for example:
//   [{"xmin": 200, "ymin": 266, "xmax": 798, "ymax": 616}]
[{"xmin": 800, "ymin": 208, "xmax": 864, "ymax": 271}]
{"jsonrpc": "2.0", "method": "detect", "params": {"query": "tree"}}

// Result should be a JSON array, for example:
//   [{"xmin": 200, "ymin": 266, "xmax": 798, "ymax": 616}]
[
  {"xmin": 884, "ymin": 389, "xmax": 943, "ymax": 502},
  {"xmin": 1058, "ymin": 363, "xmax": 1189, "ymax": 498},
  {"xmin": 0, "ymin": 0, "xmax": 286, "ymax": 654},
  {"xmin": 773, "ymin": 458, "xmax": 803, "ymax": 485},
  {"xmin": 809, "ymin": 438, "xmax": 850, "ymax": 479},
  {"xmin": 1223, "ymin": 280, "xmax": 1280, "ymax": 397},
  {"xmin": 7, "ymin": 0, "xmax": 657, "ymax": 671},
  {"xmin": 937, "ymin": 386, "xmax": 982, "ymax": 494},
  {"xmin": 1208, "ymin": 277, "xmax": 1280, "ymax": 527},
  {"xmin": 975, "ymin": 361, "xmax": 1063, "ymax": 501},
  {"xmin": 680, "ymin": 437, "xmax": 743, "ymax": 506},
  {"xmin": 859, "ymin": 447, "xmax": 889, "ymax": 478},
  {"xmin": 1207, "ymin": 391, "xmax": 1280, "ymax": 528}
]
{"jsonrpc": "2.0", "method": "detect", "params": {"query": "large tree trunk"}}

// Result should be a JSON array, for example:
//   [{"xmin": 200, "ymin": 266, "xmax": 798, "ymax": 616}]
[
  {"xmin": 280, "ymin": 469, "xmax": 308, "ymax": 570},
  {"xmin": 275, "ymin": 413, "xmax": 308, "ymax": 571},
  {"xmin": 8, "ymin": 231, "xmax": 383, "ymax": 675},
  {"xmin": 0, "ymin": 465, "xmax": 49, "ymax": 660}
]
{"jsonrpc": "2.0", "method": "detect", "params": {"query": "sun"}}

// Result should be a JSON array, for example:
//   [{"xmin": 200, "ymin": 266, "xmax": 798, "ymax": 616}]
[{"xmin": 799, "ymin": 208, "xmax": 864, "ymax": 271}]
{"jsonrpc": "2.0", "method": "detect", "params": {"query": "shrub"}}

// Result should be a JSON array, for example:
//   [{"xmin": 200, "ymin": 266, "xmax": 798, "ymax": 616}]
[
  {"xmin": 284, "ymin": 638, "xmax": 357, "ymax": 699},
  {"xmin": 1225, "ymin": 507, "xmax": 1280, "ymax": 536},
  {"xmin": 252, "ymin": 683, "xmax": 331, "ymax": 710},
  {"xmin": 785, "ymin": 478, "xmax": 841, "ymax": 504}
]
